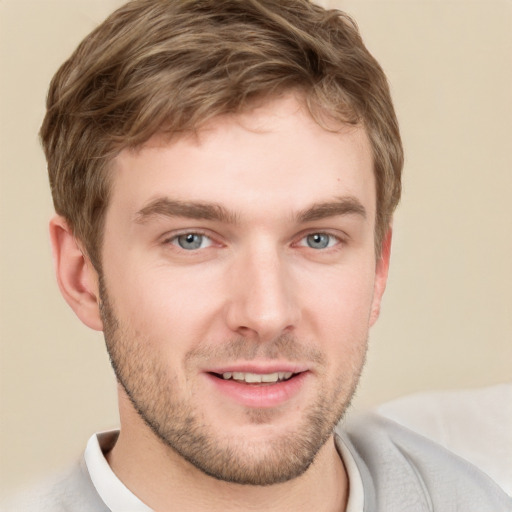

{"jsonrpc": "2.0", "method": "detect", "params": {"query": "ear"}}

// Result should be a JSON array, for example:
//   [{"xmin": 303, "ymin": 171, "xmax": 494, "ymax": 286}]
[
  {"xmin": 49, "ymin": 215, "xmax": 103, "ymax": 331},
  {"xmin": 369, "ymin": 227, "xmax": 392, "ymax": 327}
]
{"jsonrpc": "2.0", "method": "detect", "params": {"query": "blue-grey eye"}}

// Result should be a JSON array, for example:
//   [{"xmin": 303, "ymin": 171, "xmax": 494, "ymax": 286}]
[
  {"xmin": 306, "ymin": 233, "xmax": 332, "ymax": 249},
  {"xmin": 176, "ymin": 233, "xmax": 207, "ymax": 250}
]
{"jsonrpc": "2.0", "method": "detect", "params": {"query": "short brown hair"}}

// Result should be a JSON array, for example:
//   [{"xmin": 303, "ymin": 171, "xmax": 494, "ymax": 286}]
[{"xmin": 41, "ymin": 0, "xmax": 402, "ymax": 269}]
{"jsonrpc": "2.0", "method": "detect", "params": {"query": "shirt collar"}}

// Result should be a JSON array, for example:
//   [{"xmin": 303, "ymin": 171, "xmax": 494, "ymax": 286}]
[
  {"xmin": 84, "ymin": 431, "xmax": 153, "ymax": 512},
  {"xmin": 85, "ymin": 429, "xmax": 364, "ymax": 511}
]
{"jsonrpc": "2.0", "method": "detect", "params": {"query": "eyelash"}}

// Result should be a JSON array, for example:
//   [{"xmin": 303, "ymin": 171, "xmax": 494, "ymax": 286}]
[
  {"xmin": 295, "ymin": 232, "xmax": 342, "ymax": 250},
  {"xmin": 163, "ymin": 230, "xmax": 344, "ymax": 252},
  {"xmin": 164, "ymin": 230, "xmax": 216, "ymax": 251}
]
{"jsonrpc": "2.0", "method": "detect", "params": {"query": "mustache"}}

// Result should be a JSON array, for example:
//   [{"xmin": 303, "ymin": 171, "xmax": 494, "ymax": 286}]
[{"xmin": 185, "ymin": 333, "xmax": 326, "ymax": 366}]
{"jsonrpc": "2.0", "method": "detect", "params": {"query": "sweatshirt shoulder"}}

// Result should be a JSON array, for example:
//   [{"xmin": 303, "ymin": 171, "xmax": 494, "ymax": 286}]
[
  {"xmin": 1, "ymin": 458, "xmax": 109, "ymax": 512},
  {"xmin": 338, "ymin": 413, "xmax": 512, "ymax": 512}
]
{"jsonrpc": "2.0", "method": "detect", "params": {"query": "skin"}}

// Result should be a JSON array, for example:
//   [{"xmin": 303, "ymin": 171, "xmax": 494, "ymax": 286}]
[{"xmin": 50, "ymin": 94, "xmax": 391, "ymax": 512}]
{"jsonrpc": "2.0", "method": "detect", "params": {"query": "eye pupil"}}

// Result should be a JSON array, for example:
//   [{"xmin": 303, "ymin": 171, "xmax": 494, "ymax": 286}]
[
  {"xmin": 307, "ymin": 233, "xmax": 330, "ymax": 249},
  {"xmin": 177, "ymin": 233, "xmax": 203, "ymax": 250}
]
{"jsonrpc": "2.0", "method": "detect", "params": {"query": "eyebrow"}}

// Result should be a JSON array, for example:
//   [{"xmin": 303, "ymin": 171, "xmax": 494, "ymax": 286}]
[
  {"xmin": 135, "ymin": 195, "xmax": 366, "ymax": 225},
  {"xmin": 295, "ymin": 196, "xmax": 367, "ymax": 223},
  {"xmin": 135, "ymin": 198, "xmax": 238, "ymax": 224}
]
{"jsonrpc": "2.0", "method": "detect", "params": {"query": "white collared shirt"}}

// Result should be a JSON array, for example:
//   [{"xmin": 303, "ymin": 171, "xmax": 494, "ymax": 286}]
[
  {"xmin": 84, "ymin": 430, "xmax": 364, "ymax": 511},
  {"xmin": 85, "ymin": 431, "xmax": 152, "ymax": 511}
]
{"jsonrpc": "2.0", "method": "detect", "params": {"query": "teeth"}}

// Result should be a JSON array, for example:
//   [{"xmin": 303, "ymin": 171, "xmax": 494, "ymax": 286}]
[{"xmin": 221, "ymin": 371, "xmax": 294, "ymax": 383}]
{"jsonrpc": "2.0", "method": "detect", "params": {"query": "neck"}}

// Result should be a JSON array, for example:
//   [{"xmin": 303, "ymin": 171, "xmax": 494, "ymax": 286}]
[{"xmin": 107, "ymin": 398, "xmax": 348, "ymax": 512}]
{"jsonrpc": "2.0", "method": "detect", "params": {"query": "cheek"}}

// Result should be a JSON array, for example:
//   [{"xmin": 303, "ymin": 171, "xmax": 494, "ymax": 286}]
[
  {"xmin": 109, "ymin": 263, "xmax": 223, "ymax": 341},
  {"xmin": 301, "ymin": 263, "xmax": 375, "ymax": 372},
  {"xmin": 302, "ymin": 262, "xmax": 376, "ymax": 332}
]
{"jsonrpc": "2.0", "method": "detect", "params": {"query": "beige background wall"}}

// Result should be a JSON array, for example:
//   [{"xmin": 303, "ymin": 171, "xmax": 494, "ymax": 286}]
[{"xmin": 1, "ymin": 0, "xmax": 511, "ymax": 498}]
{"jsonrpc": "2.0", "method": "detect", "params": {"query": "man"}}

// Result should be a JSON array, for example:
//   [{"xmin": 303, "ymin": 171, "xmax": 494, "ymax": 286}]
[{"xmin": 6, "ymin": 0, "xmax": 511, "ymax": 510}]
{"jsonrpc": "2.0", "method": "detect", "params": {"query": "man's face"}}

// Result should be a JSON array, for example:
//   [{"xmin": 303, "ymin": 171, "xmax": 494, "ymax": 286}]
[{"xmin": 98, "ymin": 94, "xmax": 388, "ymax": 485}]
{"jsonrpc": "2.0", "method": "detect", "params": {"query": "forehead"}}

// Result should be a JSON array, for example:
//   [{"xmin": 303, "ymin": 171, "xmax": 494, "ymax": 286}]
[{"xmin": 108, "ymin": 94, "xmax": 376, "ymax": 221}]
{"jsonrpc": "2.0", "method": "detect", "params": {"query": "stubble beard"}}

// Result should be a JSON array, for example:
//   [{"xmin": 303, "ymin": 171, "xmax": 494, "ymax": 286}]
[{"xmin": 99, "ymin": 279, "xmax": 367, "ymax": 486}]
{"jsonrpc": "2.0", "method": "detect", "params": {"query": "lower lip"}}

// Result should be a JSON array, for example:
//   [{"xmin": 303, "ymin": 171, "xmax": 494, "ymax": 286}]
[{"xmin": 204, "ymin": 372, "xmax": 309, "ymax": 408}]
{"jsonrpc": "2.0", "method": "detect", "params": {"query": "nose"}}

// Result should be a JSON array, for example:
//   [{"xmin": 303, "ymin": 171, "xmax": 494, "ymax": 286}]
[{"xmin": 224, "ymin": 244, "xmax": 300, "ymax": 341}]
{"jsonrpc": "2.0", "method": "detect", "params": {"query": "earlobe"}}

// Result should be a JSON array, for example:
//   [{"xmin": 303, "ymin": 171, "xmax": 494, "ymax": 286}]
[
  {"xmin": 49, "ymin": 215, "xmax": 104, "ymax": 331},
  {"xmin": 369, "ymin": 227, "xmax": 392, "ymax": 327}
]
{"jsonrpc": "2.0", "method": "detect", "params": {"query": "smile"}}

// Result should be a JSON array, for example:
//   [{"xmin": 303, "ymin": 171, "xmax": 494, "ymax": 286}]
[
  {"xmin": 206, "ymin": 369, "xmax": 308, "ymax": 408},
  {"xmin": 220, "ymin": 371, "xmax": 295, "ymax": 384}
]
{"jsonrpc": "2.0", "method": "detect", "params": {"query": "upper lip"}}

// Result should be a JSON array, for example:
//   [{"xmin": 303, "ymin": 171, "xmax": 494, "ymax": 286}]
[{"xmin": 204, "ymin": 362, "xmax": 310, "ymax": 375}]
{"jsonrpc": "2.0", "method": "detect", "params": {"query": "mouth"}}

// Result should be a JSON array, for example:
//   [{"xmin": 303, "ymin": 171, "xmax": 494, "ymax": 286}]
[
  {"xmin": 204, "ymin": 365, "xmax": 309, "ymax": 407},
  {"xmin": 209, "ymin": 371, "xmax": 297, "ymax": 385}
]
